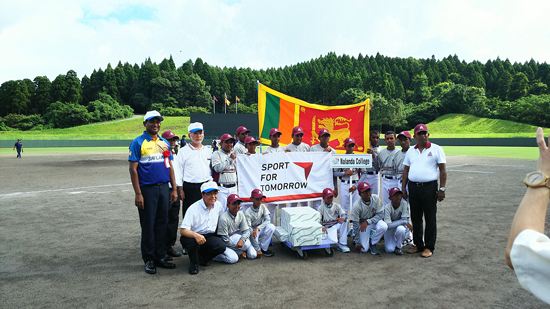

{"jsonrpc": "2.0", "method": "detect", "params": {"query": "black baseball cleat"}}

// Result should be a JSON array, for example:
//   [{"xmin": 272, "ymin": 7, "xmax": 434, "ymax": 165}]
[
  {"xmin": 166, "ymin": 247, "xmax": 182, "ymax": 257},
  {"xmin": 154, "ymin": 258, "xmax": 176, "ymax": 269},
  {"xmin": 144, "ymin": 260, "xmax": 156, "ymax": 274},
  {"xmin": 261, "ymin": 249, "xmax": 275, "ymax": 257}
]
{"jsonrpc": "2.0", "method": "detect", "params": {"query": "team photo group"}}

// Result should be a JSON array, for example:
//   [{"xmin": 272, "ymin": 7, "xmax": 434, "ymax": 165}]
[{"xmin": 129, "ymin": 110, "xmax": 447, "ymax": 275}]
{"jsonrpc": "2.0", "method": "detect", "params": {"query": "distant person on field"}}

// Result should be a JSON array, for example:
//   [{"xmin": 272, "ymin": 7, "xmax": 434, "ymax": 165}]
[
  {"xmin": 180, "ymin": 134, "xmax": 187, "ymax": 148},
  {"xmin": 128, "ymin": 111, "xmax": 178, "ymax": 275},
  {"xmin": 13, "ymin": 139, "xmax": 23, "ymax": 158},
  {"xmin": 506, "ymin": 127, "xmax": 550, "ymax": 304}
]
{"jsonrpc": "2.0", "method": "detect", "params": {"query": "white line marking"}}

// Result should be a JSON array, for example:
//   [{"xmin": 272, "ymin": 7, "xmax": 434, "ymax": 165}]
[
  {"xmin": 0, "ymin": 183, "xmax": 131, "ymax": 198},
  {"xmin": 447, "ymin": 170, "xmax": 495, "ymax": 174}
]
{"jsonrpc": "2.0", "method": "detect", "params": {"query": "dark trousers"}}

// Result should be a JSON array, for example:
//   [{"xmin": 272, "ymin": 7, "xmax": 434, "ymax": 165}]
[
  {"xmin": 138, "ymin": 183, "xmax": 170, "ymax": 262},
  {"xmin": 408, "ymin": 180, "xmax": 438, "ymax": 251},
  {"xmin": 182, "ymin": 234, "xmax": 226, "ymax": 264},
  {"xmin": 180, "ymin": 182, "xmax": 205, "ymax": 249},
  {"xmin": 165, "ymin": 189, "xmax": 181, "ymax": 248}
]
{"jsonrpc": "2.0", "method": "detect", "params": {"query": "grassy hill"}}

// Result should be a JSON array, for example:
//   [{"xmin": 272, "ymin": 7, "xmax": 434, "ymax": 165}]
[{"xmin": 1, "ymin": 113, "xmax": 547, "ymax": 140}]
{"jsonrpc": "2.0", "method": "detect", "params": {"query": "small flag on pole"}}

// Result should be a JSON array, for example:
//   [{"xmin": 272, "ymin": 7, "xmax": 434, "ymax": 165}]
[
  {"xmin": 213, "ymin": 95, "xmax": 218, "ymax": 102},
  {"xmin": 225, "ymin": 93, "xmax": 230, "ymax": 106},
  {"xmin": 236, "ymin": 96, "xmax": 240, "ymax": 102}
]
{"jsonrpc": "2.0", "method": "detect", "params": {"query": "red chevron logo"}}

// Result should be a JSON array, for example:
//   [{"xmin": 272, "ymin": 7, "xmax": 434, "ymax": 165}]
[{"xmin": 294, "ymin": 162, "xmax": 313, "ymax": 180}]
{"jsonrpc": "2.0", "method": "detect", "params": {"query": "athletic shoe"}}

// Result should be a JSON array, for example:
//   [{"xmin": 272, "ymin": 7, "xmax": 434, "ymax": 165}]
[
  {"xmin": 261, "ymin": 249, "xmax": 275, "ymax": 257},
  {"xmin": 337, "ymin": 244, "xmax": 350, "ymax": 253},
  {"xmin": 369, "ymin": 242, "xmax": 380, "ymax": 255},
  {"xmin": 347, "ymin": 228, "xmax": 355, "ymax": 237},
  {"xmin": 395, "ymin": 247, "xmax": 403, "ymax": 255}
]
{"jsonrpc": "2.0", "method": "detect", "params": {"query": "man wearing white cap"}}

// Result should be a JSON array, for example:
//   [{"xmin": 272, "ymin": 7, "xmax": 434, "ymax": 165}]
[
  {"xmin": 175, "ymin": 122, "xmax": 212, "ymax": 255},
  {"xmin": 318, "ymin": 188, "xmax": 350, "ymax": 252},
  {"xmin": 212, "ymin": 133, "xmax": 238, "ymax": 208},
  {"xmin": 350, "ymin": 182, "xmax": 387, "ymax": 255},
  {"xmin": 402, "ymin": 124, "xmax": 447, "ymax": 258},
  {"xmin": 311, "ymin": 129, "xmax": 338, "ymax": 210},
  {"xmin": 180, "ymin": 181, "xmax": 236, "ymax": 275},
  {"xmin": 217, "ymin": 194, "xmax": 256, "ymax": 259},
  {"xmin": 383, "ymin": 187, "xmax": 412, "ymax": 255},
  {"xmin": 129, "ymin": 111, "xmax": 178, "ymax": 274},
  {"xmin": 234, "ymin": 126, "xmax": 251, "ymax": 155},
  {"xmin": 284, "ymin": 126, "xmax": 311, "ymax": 152}
]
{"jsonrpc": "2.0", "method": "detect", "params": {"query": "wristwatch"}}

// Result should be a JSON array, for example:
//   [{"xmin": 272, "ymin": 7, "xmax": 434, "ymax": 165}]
[
  {"xmin": 524, "ymin": 171, "xmax": 550, "ymax": 189},
  {"xmin": 439, "ymin": 187, "xmax": 445, "ymax": 192}
]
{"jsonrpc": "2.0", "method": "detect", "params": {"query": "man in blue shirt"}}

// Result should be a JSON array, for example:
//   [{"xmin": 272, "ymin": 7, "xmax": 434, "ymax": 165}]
[
  {"xmin": 129, "ymin": 111, "xmax": 178, "ymax": 274},
  {"xmin": 13, "ymin": 139, "xmax": 23, "ymax": 158}
]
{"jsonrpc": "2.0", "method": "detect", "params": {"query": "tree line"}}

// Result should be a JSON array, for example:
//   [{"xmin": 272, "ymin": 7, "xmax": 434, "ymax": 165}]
[{"xmin": 1, "ymin": 52, "xmax": 550, "ymax": 131}]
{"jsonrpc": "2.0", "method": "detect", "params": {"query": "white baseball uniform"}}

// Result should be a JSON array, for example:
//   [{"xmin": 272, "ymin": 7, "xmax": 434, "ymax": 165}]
[
  {"xmin": 383, "ymin": 199, "xmax": 411, "ymax": 253},
  {"xmin": 359, "ymin": 144, "xmax": 380, "ymax": 196},
  {"xmin": 350, "ymin": 194, "xmax": 388, "ymax": 253},
  {"xmin": 217, "ymin": 210, "xmax": 255, "ymax": 260},
  {"xmin": 317, "ymin": 201, "xmax": 348, "ymax": 246},
  {"xmin": 378, "ymin": 147, "xmax": 399, "ymax": 206},
  {"xmin": 211, "ymin": 148, "xmax": 238, "ymax": 210},
  {"xmin": 310, "ymin": 144, "xmax": 337, "ymax": 210},
  {"xmin": 245, "ymin": 204, "xmax": 276, "ymax": 252}
]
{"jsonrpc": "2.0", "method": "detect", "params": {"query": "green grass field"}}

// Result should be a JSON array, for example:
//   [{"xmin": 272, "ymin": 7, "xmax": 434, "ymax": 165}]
[{"xmin": 0, "ymin": 146, "xmax": 539, "ymax": 160}]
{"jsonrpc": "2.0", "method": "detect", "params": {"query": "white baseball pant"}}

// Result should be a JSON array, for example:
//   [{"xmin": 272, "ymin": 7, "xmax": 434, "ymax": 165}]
[
  {"xmin": 252, "ymin": 223, "xmax": 276, "ymax": 251},
  {"xmin": 212, "ymin": 247, "xmax": 239, "ymax": 264},
  {"xmin": 325, "ymin": 222, "xmax": 348, "ymax": 246},
  {"xmin": 359, "ymin": 173, "xmax": 380, "ymax": 196},
  {"xmin": 339, "ymin": 181, "xmax": 359, "ymax": 215},
  {"xmin": 357, "ymin": 220, "xmax": 388, "ymax": 253},
  {"xmin": 228, "ymin": 234, "xmax": 257, "ymax": 259},
  {"xmin": 217, "ymin": 185, "xmax": 238, "ymax": 211},
  {"xmin": 384, "ymin": 225, "xmax": 410, "ymax": 252},
  {"xmin": 381, "ymin": 176, "xmax": 399, "ymax": 206}
]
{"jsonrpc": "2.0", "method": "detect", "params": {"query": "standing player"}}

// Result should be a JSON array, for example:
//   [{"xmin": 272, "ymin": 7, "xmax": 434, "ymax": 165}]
[
  {"xmin": 129, "ymin": 111, "xmax": 178, "ymax": 274},
  {"xmin": 234, "ymin": 126, "xmax": 250, "ymax": 155},
  {"xmin": 244, "ymin": 136, "xmax": 259, "ymax": 155},
  {"xmin": 383, "ymin": 187, "xmax": 412, "ymax": 255},
  {"xmin": 263, "ymin": 128, "xmax": 286, "ymax": 154},
  {"xmin": 402, "ymin": 124, "xmax": 447, "ymax": 258},
  {"xmin": 245, "ymin": 189, "xmax": 276, "ymax": 257},
  {"xmin": 211, "ymin": 133, "xmax": 238, "ymax": 208},
  {"xmin": 378, "ymin": 131, "xmax": 399, "ymax": 206},
  {"xmin": 334, "ymin": 137, "xmax": 360, "ymax": 215},
  {"xmin": 311, "ymin": 129, "xmax": 338, "ymax": 210},
  {"xmin": 359, "ymin": 130, "xmax": 381, "ymax": 196},
  {"xmin": 217, "ymin": 194, "xmax": 256, "ymax": 259},
  {"xmin": 394, "ymin": 131, "xmax": 412, "ymax": 192},
  {"xmin": 13, "ymin": 139, "xmax": 23, "ymax": 158},
  {"xmin": 284, "ymin": 126, "xmax": 311, "ymax": 152},
  {"xmin": 161, "ymin": 130, "xmax": 182, "ymax": 258},
  {"xmin": 317, "ymin": 188, "xmax": 350, "ymax": 252},
  {"xmin": 350, "ymin": 182, "xmax": 387, "ymax": 255}
]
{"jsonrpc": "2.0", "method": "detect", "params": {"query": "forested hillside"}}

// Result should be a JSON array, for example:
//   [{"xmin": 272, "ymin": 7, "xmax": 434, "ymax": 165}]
[{"xmin": 1, "ymin": 52, "xmax": 549, "ymax": 131}]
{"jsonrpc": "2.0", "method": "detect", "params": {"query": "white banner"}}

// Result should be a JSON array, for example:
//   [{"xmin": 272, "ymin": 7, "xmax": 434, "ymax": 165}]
[{"xmin": 237, "ymin": 152, "xmax": 333, "ymax": 203}]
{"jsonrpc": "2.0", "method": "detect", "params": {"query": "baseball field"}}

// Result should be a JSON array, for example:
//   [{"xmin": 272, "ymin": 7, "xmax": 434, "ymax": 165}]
[{"xmin": 1, "ymin": 151, "xmax": 548, "ymax": 308}]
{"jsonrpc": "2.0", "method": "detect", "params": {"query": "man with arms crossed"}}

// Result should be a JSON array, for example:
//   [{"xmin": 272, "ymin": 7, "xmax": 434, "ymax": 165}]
[
  {"xmin": 402, "ymin": 124, "xmax": 446, "ymax": 258},
  {"xmin": 129, "ymin": 111, "xmax": 178, "ymax": 274}
]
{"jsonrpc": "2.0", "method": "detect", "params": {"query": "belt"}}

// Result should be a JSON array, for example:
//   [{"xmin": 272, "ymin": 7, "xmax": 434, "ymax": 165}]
[
  {"xmin": 219, "ymin": 183, "xmax": 237, "ymax": 188},
  {"xmin": 341, "ymin": 180, "xmax": 357, "ymax": 184},
  {"xmin": 409, "ymin": 180, "xmax": 437, "ymax": 187},
  {"xmin": 366, "ymin": 171, "xmax": 378, "ymax": 175},
  {"xmin": 383, "ymin": 175, "xmax": 396, "ymax": 179}
]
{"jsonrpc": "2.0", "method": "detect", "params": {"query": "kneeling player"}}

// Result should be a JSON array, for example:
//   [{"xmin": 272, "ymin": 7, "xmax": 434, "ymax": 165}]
[
  {"xmin": 318, "ymin": 188, "xmax": 350, "ymax": 252},
  {"xmin": 383, "ymin": 187, "xmax": 412, "ymax": 255},
  {"xmin": 350, "ymin": 182, "xmax": 388, "ymax": 255},
  {"xmin": 217, "ymin": 194, "xmax": 257, "ymax": 260},
  {"xmin": 245, "ymin": 189, "xmax": 275, "ymax": 258}
]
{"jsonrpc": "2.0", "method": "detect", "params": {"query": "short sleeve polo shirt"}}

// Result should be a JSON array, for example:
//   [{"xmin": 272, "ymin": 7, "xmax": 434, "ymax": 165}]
[{"xmin": 129, "ymin": 131, "xmax": 173, "ymax": 186}]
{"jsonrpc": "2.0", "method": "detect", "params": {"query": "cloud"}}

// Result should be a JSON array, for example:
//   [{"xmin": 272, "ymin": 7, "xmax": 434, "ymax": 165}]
[{"xmin": 1, "ymin": 0, "xmax": 550, "ymax": 84}]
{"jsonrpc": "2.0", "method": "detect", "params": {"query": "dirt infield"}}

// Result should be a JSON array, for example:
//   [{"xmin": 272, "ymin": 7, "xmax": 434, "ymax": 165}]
[{"xmin": 1, "ymin": 152, "xmax": 548, "ymax": 308}]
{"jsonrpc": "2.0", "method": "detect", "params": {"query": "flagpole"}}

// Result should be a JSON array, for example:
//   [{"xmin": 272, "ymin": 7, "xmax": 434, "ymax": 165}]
[
  {"xmin": 213, "ymin": 96, "xmax": 215, "ymax": 114},
  {"xmin": 224, "ymin": 93, "xmax": 227, "ymax": 114},
  {"xmin": 235, "ymin": 96, "xmax": 237, "ymax": 114}
]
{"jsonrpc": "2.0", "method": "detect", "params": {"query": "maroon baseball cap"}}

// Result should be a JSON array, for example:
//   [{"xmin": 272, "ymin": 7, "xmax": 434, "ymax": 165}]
[
  {"xmin": 220, "ymin": 133, "xmax": 235, "ymax": 142},
  {"xmin": 236, "ymin": 126, "xmax": 250, "ymax": 135},
  {"xmin": 357, "ymin": 182, "xmax": 371, "ymax": 192},
  {"xmin": 414, "ymin": 124, "xmax": 428, "ymax": 134},
  {"xmin": 322, "ymin": 188, "xmax": 335, "ymax": 198},
  {"xmin": 161, "ymin": 131, "xmax": 179, "ymax": 140},
  {"xmin": 227, "ymin": 194, "xmax": 243, "ymax": 204},
  {"xmin": 251, "ymin": 189, "xmax": 266, "ymax": 199},
  {"xmin": 269, "ymin": 128, "xmax": 282, "ymax": 136},
  {"xmin": 389, "ymin": 187, "xmax": 402, "ymax": 197},
  {"xmin": 344, "ymin": 137, "xmax": 356, "ymax": 147},
  {"xmin": 244, "ymin": 136, "xmax": 258, "ymax": 144},
  {"xmin": 397, "ymin": 131, "xmax": 412, "ymax": 139},
  {"xmin": 318, "ymin": 128, "xmax": 330, "ymax": 137},
  {"xmin": 292, "ymin": 126, "xmax": 304, "ymax": 136}
]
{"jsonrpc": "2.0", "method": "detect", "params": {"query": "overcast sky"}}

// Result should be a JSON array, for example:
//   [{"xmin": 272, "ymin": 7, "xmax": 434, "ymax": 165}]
[{"xmin": 1, "ymin": 0, "xmax": 549, "ymax": 85}]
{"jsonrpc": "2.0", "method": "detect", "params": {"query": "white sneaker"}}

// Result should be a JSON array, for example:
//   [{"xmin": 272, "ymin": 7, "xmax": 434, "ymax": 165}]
[{"xmin": 337, "ymin": 244, "xmax": 350, "ymax": 253}]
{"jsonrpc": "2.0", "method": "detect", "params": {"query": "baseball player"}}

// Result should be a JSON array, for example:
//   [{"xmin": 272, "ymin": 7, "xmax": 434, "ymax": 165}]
[
  {"xmin": 217, "ymin": 194, "xmax": 257, "ymax": 260},
  {"xmin": 284, "ymin": 126, "xmax": 311, "ymax": 152},
  {"xmin": 378, "ymin": 131, "xmax": 399, "ymax": 206},
  {"xmin": 393, "ymin": 130, "xmax": 412, "ymax": 193},
  {"xmin": 310, "ymin": 129, "xmax": 338, "ymax": 210},
  {"xmin": 350, "ymin": 182, "xmax": 387, "ymax": 255},
  {"xmin": 211, "ymin": 133, "xmax": 238, "ymax": 209},
  {"xmin": 245, "ymin": 189, "xmax": 276, "ymax": 257},
  {"xmin": 263, "ymin": 128, "xmax": 286, "ymax": 154},
  {"xmin": 317, "ymin": 188, "xmax": 350, "ymax": 252},
  {"xmin": 234, "ymin": 126, "xmax": 250, "ymax": 155},
  {"xmin": 383, "ymin": 187, "xmax": 412, "ymax": 255},
  {"xmin": 359, "ymin": 130, "xmax": 381, "ymax": 196},
  {"xmin": 13, "ymin": 139, "xmax": 23, "ymax": 158},
  {"xmin": 333, "ymin": 137, "xmax": 360, "ymax": 215},
  {"xmin": 244, "ymin": 136, "xmax": 259, "ymax": 155}
]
